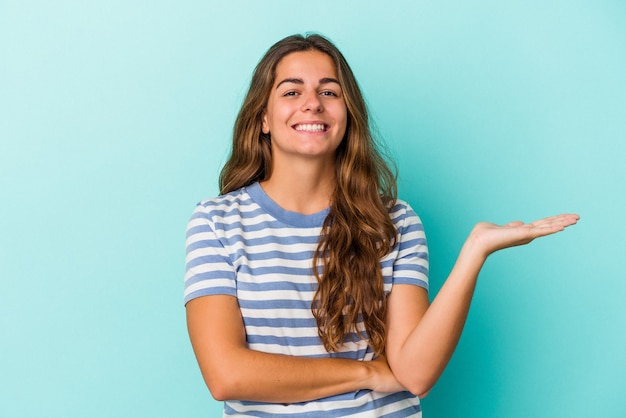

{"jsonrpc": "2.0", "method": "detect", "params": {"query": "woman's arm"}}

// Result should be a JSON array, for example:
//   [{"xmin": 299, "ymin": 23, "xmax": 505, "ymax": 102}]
[
  {"xmin": 385, "ymin": 214, "xmax": 579, "ymax": 397},
  {"xmin": 186, "ymin": 294, "xmax": 403, "ymax": 403}
]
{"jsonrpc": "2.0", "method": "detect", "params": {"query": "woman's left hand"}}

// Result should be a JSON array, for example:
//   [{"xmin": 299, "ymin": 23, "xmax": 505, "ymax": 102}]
[{"xmin": 467, "ymin": 213, "xmax": 580, "ymax": 257}]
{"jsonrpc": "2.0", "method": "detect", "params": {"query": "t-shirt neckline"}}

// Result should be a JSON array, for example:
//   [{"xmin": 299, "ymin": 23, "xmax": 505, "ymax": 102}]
[{"xmin": 246, "ymin": 182, "xmax": 330, "ymax": 228}]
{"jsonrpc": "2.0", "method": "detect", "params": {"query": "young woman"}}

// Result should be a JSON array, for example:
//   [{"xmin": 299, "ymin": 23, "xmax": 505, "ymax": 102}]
[{"xmin": 184, "ymin": 34, "xmax": 578, "ymax": 417}]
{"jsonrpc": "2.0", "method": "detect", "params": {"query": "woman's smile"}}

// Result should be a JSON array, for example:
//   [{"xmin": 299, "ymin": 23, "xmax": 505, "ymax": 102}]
[{"xmin": 292, "ymin": 122, "xmax": 329, "ymax": 133}]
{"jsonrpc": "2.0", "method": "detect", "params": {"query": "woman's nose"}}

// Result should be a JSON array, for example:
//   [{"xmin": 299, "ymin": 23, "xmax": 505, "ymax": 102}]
[{"xmin": 301, "ymin": 92, "xmax": 323, "ymax": 112}]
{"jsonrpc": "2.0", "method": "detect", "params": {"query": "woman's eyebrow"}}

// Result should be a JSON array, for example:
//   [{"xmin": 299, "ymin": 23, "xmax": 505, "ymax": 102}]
[
  {"xmin": 319, "ymin": 77, "xmax": 340, "ymax": 85},
  {"xmin": 276, "ymin": 77, "xmax": 340, "ymax": 89},
  {"xmin": 276, "ymin": 78, "xmax": 304, "ymax": 88}
]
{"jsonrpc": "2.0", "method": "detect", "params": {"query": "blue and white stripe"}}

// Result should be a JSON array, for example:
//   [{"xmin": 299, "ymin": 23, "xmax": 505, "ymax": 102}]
[{"xmin": 185, "ymin": 182, "xmax": 428, "ymax": 417}]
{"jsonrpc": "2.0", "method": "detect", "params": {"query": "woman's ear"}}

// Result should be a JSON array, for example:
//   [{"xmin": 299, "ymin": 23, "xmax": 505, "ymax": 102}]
[{"xmin": 262, "ymin": 112, "xmax": 270, "ymax": 134}]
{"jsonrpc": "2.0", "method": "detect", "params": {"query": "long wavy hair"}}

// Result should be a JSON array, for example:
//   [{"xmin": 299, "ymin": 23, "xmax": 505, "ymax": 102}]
[{"xmin": 219, "ymin": 34, "xmax": 398, "ymax": 356}]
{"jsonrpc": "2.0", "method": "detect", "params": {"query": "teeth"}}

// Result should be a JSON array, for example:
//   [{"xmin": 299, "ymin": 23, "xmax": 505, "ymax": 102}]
[{"xmin": 295, "ymin": 123, "xmax": 325, "ymax": 132}]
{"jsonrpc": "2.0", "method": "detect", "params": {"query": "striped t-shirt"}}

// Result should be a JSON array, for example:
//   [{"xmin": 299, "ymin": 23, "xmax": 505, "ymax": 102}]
[{"xmin": 185, "ymin": 182, "xmax": 429, "ymax": 417}]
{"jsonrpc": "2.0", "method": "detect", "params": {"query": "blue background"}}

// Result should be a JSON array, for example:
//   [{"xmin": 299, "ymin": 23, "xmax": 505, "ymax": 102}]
[{"xmin": 1, "ymin": 1, "xmax": 625, "ymax": 417}]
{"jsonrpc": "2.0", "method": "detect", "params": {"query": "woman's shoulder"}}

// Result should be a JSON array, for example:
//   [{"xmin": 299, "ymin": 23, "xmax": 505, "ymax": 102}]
[
  {"xmin": 191, "ymin": 184, "xmax": 257, "ymax": 220},
  {"xmin": 197, "ymin": 186, "xmax": 248, "ymax": 206},
  {"xmin": 390, "ymin": 198, "xmax": 420, "ymax": 218},
  {"xmin": 389, "ymin": 198, "xmax": 424, "ymax": 230}
]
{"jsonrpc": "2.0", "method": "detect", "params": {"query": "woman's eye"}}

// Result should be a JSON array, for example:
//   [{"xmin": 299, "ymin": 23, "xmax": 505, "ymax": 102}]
[
  {"xmin": 283, "ymin": 91, "xmax": 298, "ymax": 97},
  {"xmin": 320, "ymin": 91, "xmax": 338, "ymax": 97}
]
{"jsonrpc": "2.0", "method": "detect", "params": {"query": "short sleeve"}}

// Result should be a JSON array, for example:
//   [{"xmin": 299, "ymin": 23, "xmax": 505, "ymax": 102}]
[
  {"xmin": 391, "ymin": 203, "xmax": 429, "ymax": 292},
  {"xmin": 183, "ymin": 203, "xmax": 237, "ymax": 305}
]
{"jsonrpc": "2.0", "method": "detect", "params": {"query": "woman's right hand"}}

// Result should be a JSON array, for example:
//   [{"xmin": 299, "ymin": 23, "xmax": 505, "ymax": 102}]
[{"xmin": 367, "ymin": 356, "xmax": 406, "ymax": 393}]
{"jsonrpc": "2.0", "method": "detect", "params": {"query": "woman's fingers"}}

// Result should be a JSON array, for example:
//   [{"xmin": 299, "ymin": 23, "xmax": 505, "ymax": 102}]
[
  {"xmin": 530, "ymin": 214, "xmax": 579, "ymax": 227},
  {"xmin": 530, "ymin": 214, "xmax": 579, "ymax": 231}
]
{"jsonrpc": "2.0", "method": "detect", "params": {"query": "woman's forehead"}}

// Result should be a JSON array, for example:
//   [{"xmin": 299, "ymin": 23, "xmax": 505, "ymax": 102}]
[{"xmin": 274, "ymin": 50, "xmax": 338, "ymax": 82}]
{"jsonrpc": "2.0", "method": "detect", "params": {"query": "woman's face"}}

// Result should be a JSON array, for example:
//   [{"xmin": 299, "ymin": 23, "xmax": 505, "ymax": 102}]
[{"xmin": 262, "ymin": 50, "xmax": 348, "ymax": 165}]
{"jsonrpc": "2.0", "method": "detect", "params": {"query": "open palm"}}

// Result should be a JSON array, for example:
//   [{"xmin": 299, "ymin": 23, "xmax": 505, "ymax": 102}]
[{"xmin": 469, "ymin": 214, "xmax": 580, "ymax": 257}]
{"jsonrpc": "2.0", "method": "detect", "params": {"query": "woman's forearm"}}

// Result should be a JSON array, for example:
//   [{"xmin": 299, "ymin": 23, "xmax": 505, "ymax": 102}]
[
  {"xmin": 186, "ymin": 295, "xmax": 401, "ymax": 404},
  {"xmin": 203, "ymin": 347, "xmax": 395, "ymax": 403},
  {"xmin": 387, "ymin": 214, "xmax": 579, "ymax": 396},
  {"xmin": 387, "ymin": 239, "xmax": 486, "ymax": 396}
]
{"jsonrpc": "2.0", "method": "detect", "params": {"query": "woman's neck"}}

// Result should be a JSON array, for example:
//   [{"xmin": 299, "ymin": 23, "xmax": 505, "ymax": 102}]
[{"xmin": 260, "ymin": 158, "xmax": 335, "ymax": 215}]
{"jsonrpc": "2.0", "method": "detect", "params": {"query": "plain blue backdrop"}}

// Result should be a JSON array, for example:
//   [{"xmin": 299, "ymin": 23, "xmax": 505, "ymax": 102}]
[{"xmin": 1, "ymin": 1, "xmax": 625, "ymax": 417}]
